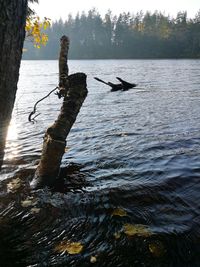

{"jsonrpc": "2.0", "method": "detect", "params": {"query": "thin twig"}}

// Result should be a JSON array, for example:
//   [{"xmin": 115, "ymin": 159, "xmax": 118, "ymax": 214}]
[{"xmin": 28, "ymin": 86, "xmax": 58, "ymax": 122}]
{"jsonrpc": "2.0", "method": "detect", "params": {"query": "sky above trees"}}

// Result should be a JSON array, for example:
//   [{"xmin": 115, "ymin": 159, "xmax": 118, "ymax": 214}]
[{"xmin": 32, "ymin": 0, "xmax": 200, "ymax": 21}]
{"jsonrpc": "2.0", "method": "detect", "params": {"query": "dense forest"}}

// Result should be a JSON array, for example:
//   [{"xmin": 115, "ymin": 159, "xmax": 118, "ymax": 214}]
[{"xmin": 23, "ymin": 9, "xmax": 200, "ymax": 59}]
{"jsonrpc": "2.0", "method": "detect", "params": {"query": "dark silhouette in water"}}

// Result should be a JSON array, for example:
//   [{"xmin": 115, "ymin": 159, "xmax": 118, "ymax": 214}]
[
  {"xmin": 94, "ymin": 77, "xmax": 123, "ymax": 91},
  {"xmin": 94, "ymin": 77, "xmax": 137, "ymax": 91},
  {"xmin": 116, "ymin": 77, "xmax": 137, "ymax": 90}
]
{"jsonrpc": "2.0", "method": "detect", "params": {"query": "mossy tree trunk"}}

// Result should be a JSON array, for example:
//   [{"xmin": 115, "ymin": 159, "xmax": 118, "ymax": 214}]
[
  {"xmin": 31, "ymin": 36, "xmax": 88, "ymax": 188},
  {"xmin": 0, "ymin": 0, "xmax": 27, "ymax": 169}
]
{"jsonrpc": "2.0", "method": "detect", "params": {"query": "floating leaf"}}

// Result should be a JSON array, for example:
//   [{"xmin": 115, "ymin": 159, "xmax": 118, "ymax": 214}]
[
  {"xmin": 90, "ymin": 256, "xmax": 97, "ymax": 263},
  {"xmin": 111, "ymin": 208, "xmax": 127, "ymax": 217},
  {"xmin": 30, "ymin": 208, "xmax": 41, "ymax": 214},
  {"xmin": 65, "ymin": 146, "xmax": 70, "ymax": 152},
  {"xmin": 21, "ymin": 197, "xmax": 37, "ymax": 208},
  {"xmin": 55, "ymin": 241, "xmax": 83, "ymax": 255},
  {"xmin": 123, "ymin": 223, "xmax": 152, "ymax": 237},
  {"xmin": 7, "ymin": 178, "xmax": 22, "ymax": 193},
  {"xmin": 149, "ymin": 241, "xmax": 165, "ymax": 257},
  {"xmin": 21, "ymin": 200, "xmax": 33, "ymax": 207},
  {"xmin": 114, "ymin": 232, "xmax": 121, "ymax": 239}
]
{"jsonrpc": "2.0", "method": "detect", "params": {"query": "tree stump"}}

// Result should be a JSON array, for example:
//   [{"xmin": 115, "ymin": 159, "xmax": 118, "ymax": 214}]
[{"xmin": 31, "ymin": 36, "xmax": 88, "ymax": 189}]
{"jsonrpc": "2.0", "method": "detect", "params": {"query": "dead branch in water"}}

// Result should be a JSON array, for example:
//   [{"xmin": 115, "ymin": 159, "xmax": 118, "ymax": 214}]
[{"xmin": 31, "ymin": 36, "xmax": 88, "ymax": 189}]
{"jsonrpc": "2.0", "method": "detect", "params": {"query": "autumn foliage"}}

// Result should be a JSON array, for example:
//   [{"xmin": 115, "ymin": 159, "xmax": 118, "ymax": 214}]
[{"xmin": 25, "ymin": 16, "xmax": 51, "ymax": 48}]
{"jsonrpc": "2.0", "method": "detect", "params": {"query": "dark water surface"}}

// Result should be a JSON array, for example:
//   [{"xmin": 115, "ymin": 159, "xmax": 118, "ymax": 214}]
[{"xmin": 1, "ymin": 60, "xmax": 200, "ymax": 266}]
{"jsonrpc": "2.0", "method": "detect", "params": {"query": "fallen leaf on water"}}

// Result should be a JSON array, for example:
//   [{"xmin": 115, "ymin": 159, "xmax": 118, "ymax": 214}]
[
  {"xmin": 30, "ymin": 208, "xmax": 41, "ymax": 214},
  {"xmin": 149, "ymin": 240, "xmax": 165, "ymax": 257},
  {"xmin": 54, "ymin": 241, "xmax": 83, "ymax": 254},
  {"xmin": 123, "ymin": 223, "xmax": 152, "ymax": 237},
  {"xmin": 114, "ymin": 232, "xmax": 121, "ymax": 239},
  {"xmin": 65, "ymin": 146, "xmax": 70, "ymax": 152},
  {"xmin": 21, "ymin": 197, "xmax": 37, "ymax": 208},
  {"xmin": 90, "ymin": 256, "xmax": 97, "ymax": 263},
  {"xmin": 7, "ymin": 178, "xmax": 22, "ymax": 193},
  {"xmin": 21, "ymin": 200, "xmax": 33, "ymax": 207},
  {"xmin": 111, "ymin": 208, "xmax": 127, "ymax": 217}
]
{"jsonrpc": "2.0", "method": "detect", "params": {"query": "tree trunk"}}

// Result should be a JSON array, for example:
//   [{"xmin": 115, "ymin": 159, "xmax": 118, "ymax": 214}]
[
  {"xmin": 0, "ymin": 0, "xmax": 27, "ymax": 169},
  {"xmin": 31, "ymin": 36, "xmax": 88, "ymax": 189}
]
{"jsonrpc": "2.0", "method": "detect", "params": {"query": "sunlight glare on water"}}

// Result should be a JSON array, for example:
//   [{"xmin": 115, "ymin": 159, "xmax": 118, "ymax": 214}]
[
  {"xmin": 5, "ymin": 118, "xmax": 19, "ymax": 160},
  {"xmin": 7, "ymin": 119, "xmax": 18, "ymax": 141}
]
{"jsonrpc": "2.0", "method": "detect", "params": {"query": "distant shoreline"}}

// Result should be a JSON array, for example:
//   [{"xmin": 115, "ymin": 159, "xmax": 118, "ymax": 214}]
[{"xmin": 22, "ymin": 57, "xmax": 200, "ymax": 60}]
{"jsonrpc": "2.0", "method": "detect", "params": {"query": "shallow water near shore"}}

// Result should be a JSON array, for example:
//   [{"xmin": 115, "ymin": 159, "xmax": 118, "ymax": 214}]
[{"xmin": 1, "ymin": 59, "xmax": 200, "ymax": 266}]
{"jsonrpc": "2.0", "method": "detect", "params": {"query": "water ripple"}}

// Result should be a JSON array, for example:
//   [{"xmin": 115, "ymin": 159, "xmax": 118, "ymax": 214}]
[{"xmin": 1, "ymin": 59, "xmax": 200, "ymax": 266}]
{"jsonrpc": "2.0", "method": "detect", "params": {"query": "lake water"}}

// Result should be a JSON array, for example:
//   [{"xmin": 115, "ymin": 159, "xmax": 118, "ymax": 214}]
[{"xmin": 1, "ymin": 59, "xmax": 200, "ymax": 266}]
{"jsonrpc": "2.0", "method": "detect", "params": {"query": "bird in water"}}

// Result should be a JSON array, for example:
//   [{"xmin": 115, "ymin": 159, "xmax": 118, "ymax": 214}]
[{"xmin": 94, "ymin": 77, "xmax": 137, "ymax": 91}]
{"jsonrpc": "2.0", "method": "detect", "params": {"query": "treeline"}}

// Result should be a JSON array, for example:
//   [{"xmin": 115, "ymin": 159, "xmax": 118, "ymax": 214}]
[{"xmin": 23, "ymin": 9, "xmax": 200, "ymax": 59}]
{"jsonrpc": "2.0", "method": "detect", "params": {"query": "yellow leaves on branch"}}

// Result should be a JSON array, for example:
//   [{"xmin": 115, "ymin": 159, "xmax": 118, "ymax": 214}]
[{"xmin": 25, "ymin": 16, "xmax": 51, "ymax": 48}]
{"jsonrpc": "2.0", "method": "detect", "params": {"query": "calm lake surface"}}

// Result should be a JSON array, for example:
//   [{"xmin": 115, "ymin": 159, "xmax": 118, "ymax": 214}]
[{"xmin": 1, "ymin": 59, "xmax": 200, "ymax": 266}]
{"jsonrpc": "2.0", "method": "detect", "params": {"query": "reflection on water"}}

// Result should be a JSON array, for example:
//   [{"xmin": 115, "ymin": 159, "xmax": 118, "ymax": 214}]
[{"xmin": 1, "ymin": 60, "xmax": 200, "ymax": 266}]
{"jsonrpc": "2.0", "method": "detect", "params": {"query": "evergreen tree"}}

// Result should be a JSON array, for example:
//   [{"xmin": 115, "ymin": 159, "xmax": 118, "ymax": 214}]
[{"xmin": 23, "ymin": 9, "xmax": 200, "ymax": 59}]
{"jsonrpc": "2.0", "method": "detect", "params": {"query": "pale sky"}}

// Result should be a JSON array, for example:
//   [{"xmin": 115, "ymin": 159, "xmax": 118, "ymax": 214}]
[{"xmin": 32, "ymin": 0, "xmax": 200, "ymax": 20}]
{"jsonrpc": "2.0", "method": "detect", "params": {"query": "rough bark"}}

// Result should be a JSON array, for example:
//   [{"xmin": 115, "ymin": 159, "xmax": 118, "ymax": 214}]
[
  {"xmin": 31, "ymin": 36, "xmax": 88, "ymax": 188},
  {"xmin": 0, "ymin": 0, "xmax": 27, "ymax": 168}
]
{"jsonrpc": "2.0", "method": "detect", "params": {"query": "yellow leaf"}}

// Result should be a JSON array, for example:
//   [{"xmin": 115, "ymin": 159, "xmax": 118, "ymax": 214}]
[
  {"xmin": 55, "ymin": 241, "xmax": 83, "ymax": 255},
  {"xmin": 34, "ymin": 36, "xmax": 41, "ymax": 44},
  {"xmin": 148, "ymin": 241, "xmax": 165, "ymax": 257},
  {"xmin": 65, "ymin": 146, "xmax": 70, "ymax": 152},
  {"xmin": 123, "ymin": 223, "xmax": 152, "ymax": 237},
  {"xmin": 21, "ymin": 197, "xmax": 37, "ymax": 207},
  {"xmin": 25, "ymin": 15, "xmax": 51, "ymax": 48},
  {"xmin": 43, "ymin": 21, "xmax": 49, "ymax": 30},
  {"xmin": 90, "ymin": 256, "xmax": 97, "ymax": 263},
  {"xmin": 30, "ymin": 208, "xmax": 41, "ymax": 214},
  {"xmin": 25, "ymin": 24, "xmax": 31, "ymax": 32},
  {"xmin": 7, "ymin": 178, "xmax": 22, "ymax": 193},
  {"xmin": 21, "ymin": 200, "xmax": 33, "ymax": 207},
  {"xmin": 111, "ymin": 208, "xmax": 127, "ymax": 217},
  {"xmin": 113, "ymin": 232, "xmax": 121, "ymax": 239},
  {"xmin": 35, "ymin": 45, "xmax": 41, "ymax": 49}
]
